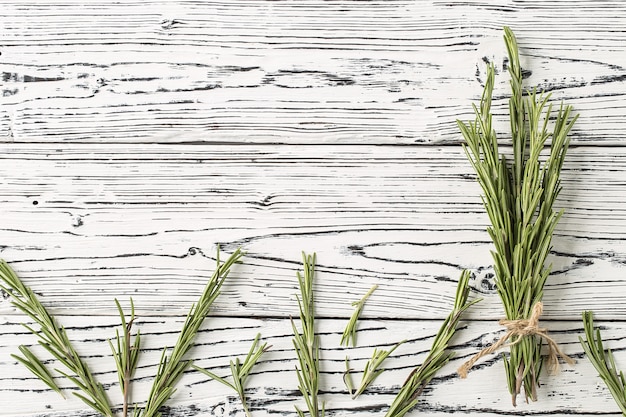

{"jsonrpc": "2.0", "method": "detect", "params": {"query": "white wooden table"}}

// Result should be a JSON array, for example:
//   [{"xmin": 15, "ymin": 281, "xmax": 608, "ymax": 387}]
[{"xmin": 1, "ymin": 1, "xmax": 625, "ymax": 416}]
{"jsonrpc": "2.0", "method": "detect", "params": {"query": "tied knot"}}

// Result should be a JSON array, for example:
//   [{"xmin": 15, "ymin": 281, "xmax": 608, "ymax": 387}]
[{"xmin": 457, "ymin": 302, "xmax": 574, "ymax": 379}]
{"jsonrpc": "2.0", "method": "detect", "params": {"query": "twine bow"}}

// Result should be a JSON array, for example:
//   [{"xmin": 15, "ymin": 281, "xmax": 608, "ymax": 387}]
[{"xmin": 457, "ymin": 302, "xmax": 575, "ymax": 378}]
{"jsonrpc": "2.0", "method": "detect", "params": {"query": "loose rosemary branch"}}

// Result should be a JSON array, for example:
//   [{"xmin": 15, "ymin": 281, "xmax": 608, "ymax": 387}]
[
  {"xmin": 108, "ymin": 298, "xmax": 141, "ymax": 417},
  {"xmin": 340, "ymin": 285, "xmax": 378, "ymax": 347},
  {"xmin": 458, "ymin": 26, "xmax": 578, "ymax": 405},
  {"xmin": 385, "ymin": 270, "xmax": 479, "ymax": 417},
  {"xmin": 346, "ymin": 341, "xmax": 405, "ymax": 399},
  {"xmin": 291, "ymin": 252, "xmax": 325, "ymax": 417},
  {"xmin": 0, "ymin": 260, "xmax": 115, "ymax": 417},
  {"xmin": 139, "ymin": 247, "xmax": 243, "ymax": 417},
  {"xmin": 580, "ymin": 311, "xmax": 626, "ymax": 416},
  {"xmin": 192, "ymin": 333, "xmax": 269, "ymax": 417}
]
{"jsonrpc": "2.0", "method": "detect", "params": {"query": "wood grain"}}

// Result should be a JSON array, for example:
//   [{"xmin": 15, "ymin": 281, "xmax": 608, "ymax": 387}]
[
  {"xmin": 1, "ymin": 1, "xmax": 626, "ymax": 145},
  {"xmin": 0, "ymin": 315, "xmax": 621, "ymax": 417},
  {"xmin": 0, "ymin": 144, "xmax": 624, "ymax": 320},
  {"xmin": 2, "ymin": 1, "xmax": 626, "ymax": 416}
]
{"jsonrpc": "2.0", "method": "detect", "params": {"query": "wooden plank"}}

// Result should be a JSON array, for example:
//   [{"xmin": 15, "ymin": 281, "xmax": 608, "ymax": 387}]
[
  {"xmin": 1, "ymin": 1, "xmax": 625, "ymax": 144},
  {"xmin": 0, "ymin": 315, "xmax": 621, "ymax": 416},
  {"xmin": 0, "ymin": 143, "xmax": 624, "ymax": 319}
]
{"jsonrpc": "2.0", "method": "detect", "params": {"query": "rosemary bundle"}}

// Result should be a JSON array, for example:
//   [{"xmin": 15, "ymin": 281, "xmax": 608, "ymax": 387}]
[
  {"xmin": 385, "ymin": 271, "xmax": 478, "ymax": 417},
  {"xmin": 580, "ymin": 311, "xmax": 626, "ymax": 415},
  {"xmin": 0, "ymin": 247, "xmax": 243, "ymax": 417},
  {"xmin": 457, "ymin": 27, "xmax": 578, "ymax": 405},
  {"xmin": 291, "ymin": 252, "xmax": 325, "ymax": 417}
]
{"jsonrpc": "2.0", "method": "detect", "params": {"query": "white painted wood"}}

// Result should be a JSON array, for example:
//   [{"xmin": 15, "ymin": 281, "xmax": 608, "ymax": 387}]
[
  {"xmin": 0, "ymin": 144, "xmax": 625, "ymax": 321},
  {"xmin": 2, "ymin": 1, "xmax": 626, "ymax": 416},
  {"xmin": 0, "ymin": 315, "xmax": 621, "ymax": 417}
]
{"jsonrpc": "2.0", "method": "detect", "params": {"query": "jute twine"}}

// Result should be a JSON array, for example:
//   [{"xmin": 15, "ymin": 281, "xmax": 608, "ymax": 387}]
[{"xmin": 457, "ymin": 302, "xmax": 575, "ymax": 378}]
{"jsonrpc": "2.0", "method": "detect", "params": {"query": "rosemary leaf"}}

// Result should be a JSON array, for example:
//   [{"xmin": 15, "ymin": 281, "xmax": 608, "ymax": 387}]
[
  {"xmin": 292, "ymin": 252, "xmax": 325, "ymax": 417},
  {"xmin": 11, "ymin": 345, "xmax": 64, "ymax": 398},
  {"xmin": 385, "ymin": 270, "xmax": 479, "ymax": 417},
  {"xmin": 580, "ymin": 311, "xmax": 626, "ymax": 415},
  {"xmin": 138, "ymin": 247, "xmax": 243, "ymax": 417},
  {"xmin": 458, "ymin": 26, "xmax": 578, "ymax": 405},
  {"xmin": 0, "ymin": 260, "xmax": 115, "ymax": 417},
  {"xmin": 193, "ymin": 333, "xmax": 269, "ymax": 417},
  {"xmin": 340, "ymin": 285, "xmax": 378, "ymax": 347},
  {"xmin": 351, "ymin": 341, "xmax": 405, "ymax": 399}
]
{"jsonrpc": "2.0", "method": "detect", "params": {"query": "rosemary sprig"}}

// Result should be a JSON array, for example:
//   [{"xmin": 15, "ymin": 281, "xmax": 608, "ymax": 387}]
[
  {"xmin": 347, "ymin": 341, "xmax": 405, "ymax": 399},
  {"xmin": 580, "ymin": 311, "xmax": 626, "ymax": 415},
  {"xmin": 0, "ymin": 260, "xmax": 115, "ymax": 417},
  {"xmin": 340, "ymin": 285, "xmax": 378, "ymax": 347},
  {"xmin": 108, "ymin": 298, "xmax": 141, "ymax": 417},
  {"xmin": 139, "ymin": 247, "xmax": 243, "ymax": 417},
  {"xmin": 385, "ymin": 270, "xmax": 479, "ymax": 417},
  {"xmin": 192, "ymin": 333, "xmax": 269, "ymax": 417},
  {"xmin": 458, "ymin": 26, "xmax": 578, "ymax": 405},
  {"xmin": 291, "ymin": 252, "xmax": 325, "ymax": 417}
]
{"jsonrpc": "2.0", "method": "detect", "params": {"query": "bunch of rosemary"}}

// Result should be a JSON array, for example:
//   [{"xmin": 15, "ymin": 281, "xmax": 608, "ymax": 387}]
[
  {"xmin": 457, "ymin": 27, "xmax": 578, "ymax": 405},
  {"xmin": 0, "ymin": 248, "xmax": 243, "ymax": 417}
]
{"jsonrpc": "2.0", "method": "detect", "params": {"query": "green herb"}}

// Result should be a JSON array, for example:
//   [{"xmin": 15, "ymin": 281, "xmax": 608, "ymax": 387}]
[
  {"xmin": 0, "ymin": 247, "xmax": 243, "ymax": 417},
  {"xmin": 457, "ymin": 26, "xmax": 578, "ymax": 405},
  {"xmin": 385, "ymin": 270, "xmax": 479, "ymax": 417},
  {"xmin": 193, "ymin": 333, "xmax": 269, "ymax": 417},
  {"xmin": 291, "ymin": 252, "xmax": 325, "ymax": 417},
  {"xmin": 108, "ymin": 298, "xmax": 141, "ymax": 417},
  {"xmin": 580, "ymin": 311, "xmax": 626, "ymax": 415},
  {"xmin": 140, "ymin": 247, "xmax": 244, "ymax": 417},
  {"xmin": 347, "ymin": 341, "xmax": 404, "ymax": 399},
  {"xmin": 0, "ymin": 259, "xmax": 115, "ymax": 416},
  {"xmin": 340, "ymin": 285, "xmax": 378, "ymax": 347}
]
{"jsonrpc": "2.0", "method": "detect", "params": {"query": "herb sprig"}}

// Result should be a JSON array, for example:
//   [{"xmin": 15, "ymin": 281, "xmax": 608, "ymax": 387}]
[
  {"xmin": 140, "ymin": 247, "xmax": 243, "ymax": 417},
  {"xmin": 291, "ymin": 252, "xmax": 325, "ymax": 417},
  {"xmin": 0, "ymin": 259, "xmax": 115, "ymax": 416},
  {"xmin": 457, "ymin": 26, "xmax": 578, "ymax": 405},
  {"xmin": 385, "ymin": 270, "xmax": 479, "ymax": 417},
  {"xmin": 346, "ymin": 341, "xmax": 405, "ymax": 399},
  {"xmin": 193, "ymin": 333, "xmax": 269, "ymax": 417},
  {"xmin": 580, "ymin": 311, "xmax": 626, "ymax": 415}
]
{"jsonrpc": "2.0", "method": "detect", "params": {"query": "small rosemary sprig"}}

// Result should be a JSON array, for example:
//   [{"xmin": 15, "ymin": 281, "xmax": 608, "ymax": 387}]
[
  {"xmin": 139, "ymin": 247, "xmax": 243, "ymax": 417},
  {"xmin": 340, "ymin": 285, "xmax": 378, "ymax": 347},
  {"xmin": 458, "ymin": 26, "xmax": 578, "ymax": 405},
  {"xmin": 108, "ymin": 298, "xmax": 141, "ymax": 417},
  {"xmin": 192, "ymin": 333, "xmax": 269, "ymax": 417},
  {"xmin": 291, "ymin": 252, "xmax": 325, "ymax": 417},
  {"xmin": 0, "ymin": 259, "xmax": 115, "ymax": 417},
  {"xmin": 385, "ymin": 270, "xmax": 479, "ymax": 417},
  {"xmin": 346, "ymin": 341, "xmax": 404, "ymax": 399},
  {"xmin": 580, "ymin": 311, "xmax": 626, "ymax": 415}
]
